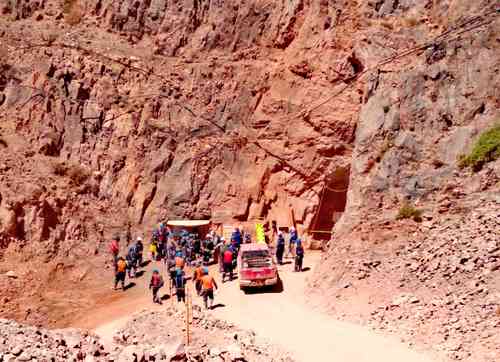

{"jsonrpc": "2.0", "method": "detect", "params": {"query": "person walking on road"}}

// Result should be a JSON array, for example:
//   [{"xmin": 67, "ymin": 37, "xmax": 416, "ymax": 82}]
[
  {"xmin": 193, "ymin": 262, "xmax": 204, "ymax": 296},
  {"xmin": 295, "ymin": 240, "xmax": 305, "ymax": 272},
  {"xmin": 149, "ymin": 269, "xmax": 164, "ymax": 304},
  {"xmin": 201, "ymin": 267, "xmax": 218, "ymax": 310},
  {"xmin": 175, "ymin": 250, "xmax": 185, "ymax": 270},
  {"xmin": 114, "ymin": 257, "xmax": 127, "ymax": 290},
  {"xmin": 287, "ymin": 226, "xmax": 298, "ymax": 258},
  {"xmin": 126, "ymin": 243, "xmax": 138, "ymax": 278},
  {"xmin": 135, "ymin": 237, "xmax": 144, "ymax": 267},
  {"xmin": 174, "ymin": 268, "xmax": 187, "ymax": 303},
  {"xmin": 109, "ymin": 235, "xmax": 120, "ymax": 271},
  {"xmin": 149, "ymin": 240, "xmax": 158, "ymax": 262},
  {"xmin": 222, "ymin": 246, "xmax": 234, "ymax": 282},
  {"xmin": 276, "ymin": 231, "xmax": 285, "ymax": 265}
]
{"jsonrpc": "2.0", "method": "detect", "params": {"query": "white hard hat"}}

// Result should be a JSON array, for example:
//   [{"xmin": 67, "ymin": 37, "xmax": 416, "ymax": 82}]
[{"xmin": 136, "ymin": 236, "xmax": 142, "ymax": 241}]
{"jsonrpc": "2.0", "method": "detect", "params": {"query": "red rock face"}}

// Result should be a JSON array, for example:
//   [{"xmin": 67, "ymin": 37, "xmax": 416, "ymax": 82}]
[{"xmin": 0, "ymin": 0, "xmax": 361, "ymax": 252}]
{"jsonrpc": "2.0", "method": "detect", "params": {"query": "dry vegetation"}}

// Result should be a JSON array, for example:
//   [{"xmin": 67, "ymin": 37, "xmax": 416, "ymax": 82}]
[
  {"xmin": 396, "ymin": 202, "xmax": 423, "ymax": 222},
  {"xmin": 63, "ymin": 0, "xmax": 83, "ymax": 26},
  {"xmin": 52, "ymin": 162, "xmax": 90, "ymax": 186},
  {"xmin": 0, "ymin": 43, "xmax": 8, "ymax": 67}
]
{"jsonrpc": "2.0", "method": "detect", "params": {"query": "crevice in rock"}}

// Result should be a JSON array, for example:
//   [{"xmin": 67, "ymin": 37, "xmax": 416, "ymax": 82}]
[{"xmin": 310, "ymin": 166, "xmax": 350, "ymax": 242}]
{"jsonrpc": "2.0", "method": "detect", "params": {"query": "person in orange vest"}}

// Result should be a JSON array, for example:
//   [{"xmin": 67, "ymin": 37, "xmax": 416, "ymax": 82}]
[
  {"xmin": 201, "ymin": 267, "xmax": 218, "ymax": 309},
  {"xmin": 114, "ymin": 257, "xmax": 127, "ymax": 291},
  {"xmin": 192, "ymin": 262, "xmax": 204, "ymax": 296},
  {"xmin": 109, "ymin": 235, "xmax": 120, "ymax": 271},
  {"xmin": 175, "ymin": 250, "xmax": 185, "ymax": 270}
]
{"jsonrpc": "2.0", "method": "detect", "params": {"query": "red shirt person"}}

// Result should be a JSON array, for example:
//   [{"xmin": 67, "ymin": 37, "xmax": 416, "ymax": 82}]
[{"xmin": 109, "ymin": 235, "xmax": 120, "ymax": 270}]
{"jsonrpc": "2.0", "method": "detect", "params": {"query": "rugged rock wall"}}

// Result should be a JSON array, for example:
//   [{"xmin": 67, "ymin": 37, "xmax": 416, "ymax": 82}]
[
  {"xmin": 1, "ymin": 0, "xmax": 361, "ymax": 246},
  {"xmin": 312, "ymin": 1, "xmax": 500, "ymax": 361}
]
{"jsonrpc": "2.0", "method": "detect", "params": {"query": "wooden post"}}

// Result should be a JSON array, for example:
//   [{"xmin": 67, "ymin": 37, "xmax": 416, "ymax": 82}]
[{"xmin": 185, "ymin": 283, "xmax": 191, "ymax": 345}]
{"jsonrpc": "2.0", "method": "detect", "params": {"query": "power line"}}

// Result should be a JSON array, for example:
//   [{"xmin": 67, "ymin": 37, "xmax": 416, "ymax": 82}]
[{"xmin": 5, "ymin": 8, "xmax": 498, "ymax": 183}]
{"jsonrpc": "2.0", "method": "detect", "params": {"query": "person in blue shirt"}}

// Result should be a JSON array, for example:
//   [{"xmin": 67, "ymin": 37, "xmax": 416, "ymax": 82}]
[
  {"xmin": 231, "ymin": 227, "xmax": 242, "ymax": 252},
  {"xmin": 288, "ymin": 226, "xmax": 298, "ymax": 258},
  {"xmin": 174, "ymin": 268, "xmax": 186, "ymax": 303}
]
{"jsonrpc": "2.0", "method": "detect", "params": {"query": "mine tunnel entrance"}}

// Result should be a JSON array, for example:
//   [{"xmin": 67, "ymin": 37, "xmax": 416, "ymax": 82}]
[{"xmin": 310, "ymin": 167, "xmax": 350, "ymax": 242}]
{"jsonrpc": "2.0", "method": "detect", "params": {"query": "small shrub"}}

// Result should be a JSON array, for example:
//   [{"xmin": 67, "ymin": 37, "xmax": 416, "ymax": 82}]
[
  {"xmin": 403, "ymin": 16, "xmax": 419, "ymax": 27},
  {"xmin": 458, "ymin": 124, "xmax": 500, "ymax": 172},
  {"xmin": 380, "ymin": 20, "xmax": 394, "ymax": 30},
  {"xmin": 432, "ymin": 159, "xmax": 444, "ymax": 168},
  {"xmin": 63, "ymin": 0, "xmax": 82, "ymax": 26},
  {"xmin": 52, "ymin": 162, "xmax": 67, "ymax": 176},
  {"xmin": 0, "ymin": 137, "xmax": 7, "ymax": 148},
  {"xmin": 52, "ymin": 162, "xmax": 89, "ymax": 185},
  {"xmin": 396, "ymin": 202, "xmax": 423, "ymax": 222},
  {"xmin": 0, "ymin": 43, "xmax": 8, "ymax": 68},
  {"xmin": 62, "ymin": 0, "xmax": 76, "ymax": 13},
  {"xmin": 383, "ymin": 105, "xmax": 390, "ymax": 113},
  {"xmin": 67, "ymin": 164, "xmax": 90, "ymax": 186}
]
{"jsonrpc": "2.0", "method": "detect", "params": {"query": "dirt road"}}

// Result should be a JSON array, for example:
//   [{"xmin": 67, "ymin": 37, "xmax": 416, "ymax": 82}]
[{"xmin": 73, "ymin": 253, "xmax": 439, "ymax": 362}]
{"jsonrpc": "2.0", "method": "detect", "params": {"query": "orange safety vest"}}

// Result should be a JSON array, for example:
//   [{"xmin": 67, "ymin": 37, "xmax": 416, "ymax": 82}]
[
  {"xmin": 117, "ymin": 260, "xmax": 127, "ymax": 273},
  {"xmin": 175, "ymin": 256, "xmax": 185, "ymax": 269},
  {"xmin": 201, "ymin": 275, "xmax": 215, "ymax": 290},
  {"xmin": 194, "ymin": 267, "xmax": 203, "ymax": 281}
]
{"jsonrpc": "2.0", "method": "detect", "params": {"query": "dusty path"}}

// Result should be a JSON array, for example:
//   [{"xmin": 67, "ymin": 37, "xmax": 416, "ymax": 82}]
[{"xmin": 73, "ymin": 253, "xmax": 438, "ymax": 362}]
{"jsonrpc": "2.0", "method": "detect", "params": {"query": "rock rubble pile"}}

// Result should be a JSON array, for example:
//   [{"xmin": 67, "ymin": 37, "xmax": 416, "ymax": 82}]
[{"xmin": 0, "ymin": 306, "xmax": 292, "ymax": 362}]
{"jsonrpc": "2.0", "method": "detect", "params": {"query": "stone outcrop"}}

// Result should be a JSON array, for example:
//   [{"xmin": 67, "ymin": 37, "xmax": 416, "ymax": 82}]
[{"xmin": 310, "ymin": 2, "xmax": 500, "ymax": 361}]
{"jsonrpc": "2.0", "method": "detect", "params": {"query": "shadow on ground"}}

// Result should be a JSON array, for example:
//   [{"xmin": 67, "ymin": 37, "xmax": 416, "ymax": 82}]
[
  {"xmin": 242, "ymin": 278, "xmax": 284, "ymax": 295},
  {"xmin": 124, "ymin": 282, "xmax": 136, "ymax": 291}
]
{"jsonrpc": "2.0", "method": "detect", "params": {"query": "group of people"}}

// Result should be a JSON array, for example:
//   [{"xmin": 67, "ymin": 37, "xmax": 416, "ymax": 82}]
[
  {"xmin": 275, "ymin": 226, "xmax": 305, "ymax": 272},
  {"xmin": 109, "ymin": 223, "xmax": 306, "ymax": 309},
  {"xmin": 108, "ymin": 224, "xmax": 226, "ymax": 309},
  {"xmin": 109, "ymin": 235, "xmax": 144, "ymax": 290}
]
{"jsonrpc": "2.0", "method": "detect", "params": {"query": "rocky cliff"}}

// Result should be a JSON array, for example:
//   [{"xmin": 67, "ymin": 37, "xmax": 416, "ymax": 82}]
[{"xmin": 0, "ymin": 0, "xmax": 499, "ymax": 360}]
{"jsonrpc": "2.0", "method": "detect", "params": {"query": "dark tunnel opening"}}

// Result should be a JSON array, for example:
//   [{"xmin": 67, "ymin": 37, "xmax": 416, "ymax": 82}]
[{"xmin": 310, "ymin": 167, "xmax": 350, "ymax": 242}]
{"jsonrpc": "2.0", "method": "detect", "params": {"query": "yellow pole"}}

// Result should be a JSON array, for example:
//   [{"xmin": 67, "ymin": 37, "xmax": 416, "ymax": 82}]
[{"xmin": 186, "ymin": 283, "xmax": 191, "ymax": 345}]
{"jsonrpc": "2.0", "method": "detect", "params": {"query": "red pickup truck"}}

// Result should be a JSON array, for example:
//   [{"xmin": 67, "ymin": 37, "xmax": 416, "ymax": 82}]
[{"xmin": 238, "ymin": 243, "xmax": 278, "ymax": 289}]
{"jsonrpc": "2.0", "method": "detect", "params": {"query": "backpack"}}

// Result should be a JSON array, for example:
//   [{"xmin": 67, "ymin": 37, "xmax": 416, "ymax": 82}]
[
  {"xmin": 128, "ymin": 246, "xmax": 137, "ymax": 260},
  {"xmin": 151, "ymin": 274, "xmax": 164, "ymax": 288},
  {"xmin": 223, "ymin": 250, "xmax": 233, "ymax": 264},
  {"xmin": 117, "ymin": 260, "xmax": 127, "ymax": 273}
]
